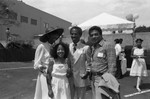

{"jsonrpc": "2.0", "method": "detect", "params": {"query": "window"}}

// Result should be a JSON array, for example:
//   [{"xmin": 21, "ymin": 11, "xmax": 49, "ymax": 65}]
[
  {"xmin": 44, "ymin": 23, "xmax": 49, "ymax": 28},
  {"xmin": 31, "ymin": 18, "xmax": 37, "ymax": 25},
  {"xmin": 20, "ymin": 16, "xmax": 28, "ymax": 23}
]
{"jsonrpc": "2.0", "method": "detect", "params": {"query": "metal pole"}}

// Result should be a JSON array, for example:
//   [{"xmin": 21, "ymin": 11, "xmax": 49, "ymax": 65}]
[{"xmin": 132, "ymin": 21, "xmax": 136, "ymax": 46}]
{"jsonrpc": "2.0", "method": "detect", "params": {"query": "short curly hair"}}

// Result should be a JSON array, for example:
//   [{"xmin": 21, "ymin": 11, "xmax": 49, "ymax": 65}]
[
  {"xmin": 50, "ymin": 42, "xmax": 69, "ymax": 59},
  {"xmin": 70, "ymin": 26, "xmax": 82, "ymax": 36}
]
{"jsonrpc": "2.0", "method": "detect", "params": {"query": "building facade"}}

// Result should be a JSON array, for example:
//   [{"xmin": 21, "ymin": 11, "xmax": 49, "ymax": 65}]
[{"xmin": 0, "ymin": 0, "xmax": 71, "ymax": 42}]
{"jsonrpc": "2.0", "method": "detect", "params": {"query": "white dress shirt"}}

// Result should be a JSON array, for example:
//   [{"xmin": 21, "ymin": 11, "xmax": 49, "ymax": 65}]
[{"xmin": 115, "ymin": 44, "xmax": 122, "ymax": 57}]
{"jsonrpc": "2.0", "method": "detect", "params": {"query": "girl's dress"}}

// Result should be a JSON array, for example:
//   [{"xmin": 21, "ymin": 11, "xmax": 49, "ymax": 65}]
[
  {"xmin": 130, "ymin": 47, "xmax": 148, "ymax": 77},
  {"xmin": 34, "ymin": 43, "xmax": 52, "ymax": 99},
  {"xmin": 51, "ymin": 62, "xmax": 71, "ymax": 99}
]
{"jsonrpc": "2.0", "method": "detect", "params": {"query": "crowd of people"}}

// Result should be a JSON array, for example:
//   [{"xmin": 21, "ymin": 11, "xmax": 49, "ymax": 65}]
[{"xmin": 33, "ymin": 25, "xmax": 148, "ymax": 99}]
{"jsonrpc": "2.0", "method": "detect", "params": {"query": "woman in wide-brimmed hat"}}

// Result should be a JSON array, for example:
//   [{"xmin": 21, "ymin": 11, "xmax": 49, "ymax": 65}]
[{"xmin": 34, "ymin": 28, "xmax": 64, "ymax": 99}]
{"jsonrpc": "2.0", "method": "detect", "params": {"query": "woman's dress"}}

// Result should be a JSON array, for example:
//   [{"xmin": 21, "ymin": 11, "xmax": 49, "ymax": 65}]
[
  {"xmin": 34, "ymin": 43, "xmax": 51, "ymax": 99},
  {"xmin": 130, "ymin": 47, "xmax": 148, "ymax": 77},
  {"xmin": 51, "ymin": 62, "xmax": 71, "ymax": 99}
]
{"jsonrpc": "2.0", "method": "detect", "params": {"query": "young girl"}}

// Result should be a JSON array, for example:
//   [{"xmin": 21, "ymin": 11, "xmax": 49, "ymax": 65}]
[
  {"xmin": 130, "ymin": 38, "xmax": 148, "ymax": 92},
  {"xmin": 47, "ymin": 42, "xmax": 71, "ymax": 99}
]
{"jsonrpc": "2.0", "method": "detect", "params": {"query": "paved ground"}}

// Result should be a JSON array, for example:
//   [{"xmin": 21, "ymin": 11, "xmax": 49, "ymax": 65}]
[{"xmin": 0, "ymin": 62, "xmax": 150, "ymax": 99}]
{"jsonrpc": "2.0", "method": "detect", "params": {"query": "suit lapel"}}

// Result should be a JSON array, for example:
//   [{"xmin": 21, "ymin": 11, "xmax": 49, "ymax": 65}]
[
  {"xmin": 74, "ymin": 42, "xmax": 85, "ymax": 64},
  {"xmin": 74, "ymin": 49, "xmax": 83, "ymax": 64},
  {"xmin": 69, "ymin": 42, "xmax": 85, "ymax": 64}
]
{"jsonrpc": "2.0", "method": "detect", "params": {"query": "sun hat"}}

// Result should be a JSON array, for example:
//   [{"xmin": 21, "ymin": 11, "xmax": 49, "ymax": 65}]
[{"xmin": 39, "ymin": 28, "xmax": 64, "ymax": 43}]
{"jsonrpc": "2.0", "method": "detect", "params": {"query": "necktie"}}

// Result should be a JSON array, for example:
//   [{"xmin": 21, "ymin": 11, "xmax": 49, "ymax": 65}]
[{"xmin": 73, "ymin": 43, "xmax": 77, "ymax": 53}]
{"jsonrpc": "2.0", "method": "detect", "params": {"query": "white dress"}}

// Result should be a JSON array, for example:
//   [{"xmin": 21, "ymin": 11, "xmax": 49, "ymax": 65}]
[
  {"xmin": 130, "ymin": 47, "xmax": 148, "ymax": 77},
  {"xmin": 34, "ymin": 43, "xmax": 52, "ymax": 99},
  {"xmin": 51, "ymin": 62, "xmax": 71, "ymax": 99}
]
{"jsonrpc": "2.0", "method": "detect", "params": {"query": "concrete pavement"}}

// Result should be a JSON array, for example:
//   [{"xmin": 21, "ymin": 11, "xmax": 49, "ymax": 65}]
[{"xmin": 0, "ymin": 62, "xmax": 150, "ymax": 99}]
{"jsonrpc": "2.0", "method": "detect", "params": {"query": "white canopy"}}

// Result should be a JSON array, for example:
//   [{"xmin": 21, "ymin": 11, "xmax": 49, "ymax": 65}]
[{"xmin": 78, "ymin": 13, "xmax": 134, "ymax": 31}]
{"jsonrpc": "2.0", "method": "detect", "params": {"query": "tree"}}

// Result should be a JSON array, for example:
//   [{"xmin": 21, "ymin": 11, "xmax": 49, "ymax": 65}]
[
  {"xmin": 147, "ymin": 27, "xmax": 150, "ymax": 32},
  {"xmin": 135, "ymin": 25, "xmax": 150, "ymax": 33},
  {"xmin": 0, "ymin": 0, "xmax": 19, "ymax": 27}
]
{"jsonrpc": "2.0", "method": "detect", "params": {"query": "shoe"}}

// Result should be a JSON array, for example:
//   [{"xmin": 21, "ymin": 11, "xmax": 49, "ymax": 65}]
[{"xmin": 136, "ymin": 87, "xmax": 141, "ymax": 92}]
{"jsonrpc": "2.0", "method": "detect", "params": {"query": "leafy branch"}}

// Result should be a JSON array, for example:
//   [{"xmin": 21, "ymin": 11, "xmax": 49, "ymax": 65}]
[{"xmin": 0, "ymin": 0, "xmax": 20, "ymax": 26}]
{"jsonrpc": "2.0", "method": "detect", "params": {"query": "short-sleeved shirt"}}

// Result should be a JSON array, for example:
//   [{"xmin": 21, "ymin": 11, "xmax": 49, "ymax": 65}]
[{"xmin": 86, "ymin": 39, "xmax": 116, "ymax": 75}]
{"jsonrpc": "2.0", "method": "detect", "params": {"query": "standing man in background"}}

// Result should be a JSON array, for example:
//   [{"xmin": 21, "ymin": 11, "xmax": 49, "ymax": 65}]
[
  {"xmin": 114, "ymin": 39, "xmax": 122, "ymax": 79},
  {"xmin": 6, "ymin": 28, "xmax": 11, "ymax": 42}
]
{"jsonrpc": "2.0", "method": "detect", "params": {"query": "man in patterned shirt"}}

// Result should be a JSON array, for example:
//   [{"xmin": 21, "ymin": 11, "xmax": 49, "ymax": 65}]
[{"xmin": 86, "ymin": 26, "xmax": 117, "ymax": 99}]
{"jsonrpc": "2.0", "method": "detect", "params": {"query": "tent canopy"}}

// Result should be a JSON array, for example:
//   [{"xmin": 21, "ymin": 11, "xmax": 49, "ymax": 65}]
[{"xmin": 78, "ymin": 13, "xmax": 134, "ymax": 31}]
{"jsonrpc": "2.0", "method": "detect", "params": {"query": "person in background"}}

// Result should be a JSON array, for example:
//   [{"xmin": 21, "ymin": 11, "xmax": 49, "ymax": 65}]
[
  {"xmin": 68, "ymin": 26, "xmax": 89, "ymax": 99},
  {"xmin": 47, "ymin": 42, "xmax": 71, "ymax": 99},
  {"xmin": 119, "ymin": 38, "xmax": 127, "ymax": 76},
  {"xmin": 120, "ymin": 49, "xmax": 127, "ymax": 76},
  {"xmin": 130, "ymin": 38, "xmax": 148, "ymax": 92},
  {"xmin": 86, "ymin": 26, "xmax": 117, "ymax": 99},
  {"xmin": 6, "ymin": 28, "xmax": 11, "ymax": 42},
  {"xmin": 119, "ymin": 38, "xmax": 123, "ymax": 45},
  {"xmin": 33, "ymin": 28, "xmax": 63, "ymax": 99},
  {"xmin": 114, "ymin": 39, "xmax": 122, "ymax": 79}
]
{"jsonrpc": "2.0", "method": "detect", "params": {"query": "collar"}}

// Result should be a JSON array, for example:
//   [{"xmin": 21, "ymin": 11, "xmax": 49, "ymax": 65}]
[
  {"xmin": 99, "ymin": 39, "xmax": 105, "ymax": 46},
  {"xmin": 93, "ymin": 39, "xmax": 105, "ymax": 48},
  {"xmin": 71, "ymin": 41, "xmax": 83, "ymax": 48},
  {"xmin": 74, "ymin": 41, "xmax": 80, "ymax": 45},
  {"xmin": 115, "ymin": 43, "xmax": 121, "ymax": 46},
  {"xmin": 42, "ymin": 42, "xmax": 51, "ymax": 51},
  {"xmin": 43, "ymin": 42, "xmax": 51, "ymax": 46}
]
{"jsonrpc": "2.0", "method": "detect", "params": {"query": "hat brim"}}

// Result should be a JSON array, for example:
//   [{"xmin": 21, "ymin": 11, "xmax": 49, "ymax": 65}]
[{"xmin": 39, "ymin": 28, "xmax": 64, "ymax": 42}]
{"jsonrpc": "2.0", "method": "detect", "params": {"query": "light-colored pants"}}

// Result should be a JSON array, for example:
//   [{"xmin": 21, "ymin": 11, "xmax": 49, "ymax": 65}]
[
  {"xmin": 74, "ymin": 86, "xmax": 86, "ymax": 99},
  {"xmin": 68, "ymin": 77, "xmax": 75, "ymax": 99},
  {"xmin": 91, "ymin": 76, "xmax": 109, "ymax": 99},
  {"xmin": 68, "ymin": 77, "xmax": 86, "ymax": 99}
]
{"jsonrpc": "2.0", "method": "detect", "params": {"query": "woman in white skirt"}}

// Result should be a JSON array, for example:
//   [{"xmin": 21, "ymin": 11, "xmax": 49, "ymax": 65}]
[
  {"xmin": 130, "ymin": 38, "xmax": 148, "ymax": 92},
  {"xmin": 34, "ymin": 28, "xmax": 64, "ymax": 99}
]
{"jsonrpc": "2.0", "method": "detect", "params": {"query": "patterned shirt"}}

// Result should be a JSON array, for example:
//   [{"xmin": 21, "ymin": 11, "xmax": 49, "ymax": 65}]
[{"xmin": 86, "ymin": 39, "xmax": 116, "ymax": 76}]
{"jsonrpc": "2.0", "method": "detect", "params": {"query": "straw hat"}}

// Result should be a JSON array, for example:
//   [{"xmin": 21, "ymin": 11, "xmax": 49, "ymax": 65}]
[{"xmin": 39, "ymin": 28, "xmax": 64, "ymax": 43}]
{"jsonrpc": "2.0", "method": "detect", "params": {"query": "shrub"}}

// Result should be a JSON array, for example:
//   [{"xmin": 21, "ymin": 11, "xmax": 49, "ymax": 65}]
[
  {"xmin": 1, "ymin": 40, "xmax": 35, "ymax": 62},
  {"xmin": 6, "ymin": 40, "xmax": 33, "ymax": 49}
]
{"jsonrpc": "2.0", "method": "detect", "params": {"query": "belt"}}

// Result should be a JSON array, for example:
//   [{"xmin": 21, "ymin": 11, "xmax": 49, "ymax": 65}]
[{"xmin": 92, "ymin": 71, "xmax": 103, "ymax": 76}]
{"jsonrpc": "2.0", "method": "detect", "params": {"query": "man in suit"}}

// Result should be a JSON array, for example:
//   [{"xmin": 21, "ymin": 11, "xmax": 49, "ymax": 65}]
[{"xmin": 68, "ymin": 26, "xmax": 89, "ymax": 99}]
